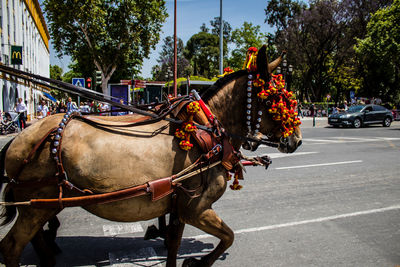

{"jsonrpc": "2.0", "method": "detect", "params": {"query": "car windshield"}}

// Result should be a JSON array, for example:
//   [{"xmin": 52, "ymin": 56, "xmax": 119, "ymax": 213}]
[{"xmin": 347, "ymin": 105, "xmax": 364, "ymax": 113}]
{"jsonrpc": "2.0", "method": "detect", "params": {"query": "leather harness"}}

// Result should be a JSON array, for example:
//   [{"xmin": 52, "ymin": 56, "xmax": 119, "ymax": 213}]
[{"xmin": 6, "ymin": 100, "xmax": 248, "ymax": 209}]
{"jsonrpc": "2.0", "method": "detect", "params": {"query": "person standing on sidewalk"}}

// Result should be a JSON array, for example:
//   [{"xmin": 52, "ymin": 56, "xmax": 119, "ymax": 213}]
[
  {"xmin": 15, "ymin": 98, "xmax": 27, "ymax": 130},
  {"xmin": 66, "ymin": 97, "xmax": 78, "ymax": 112}
]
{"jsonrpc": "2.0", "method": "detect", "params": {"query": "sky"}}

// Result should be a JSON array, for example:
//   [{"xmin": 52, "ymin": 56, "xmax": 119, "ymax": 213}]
[{"xmin": 45, "ymin": 0, "xmax": 272, "ymax": 79}]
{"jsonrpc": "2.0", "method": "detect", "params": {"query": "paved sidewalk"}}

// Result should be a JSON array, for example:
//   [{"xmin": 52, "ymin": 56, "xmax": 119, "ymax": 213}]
[{"xmin": 299, "ymin": 117, "xmax": 329, "ymax": 128}]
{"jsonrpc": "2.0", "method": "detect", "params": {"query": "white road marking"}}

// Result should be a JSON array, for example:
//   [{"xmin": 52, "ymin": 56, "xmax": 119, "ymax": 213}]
[
  {"xmin": 275, "ymin": 160, "xmax": 363, "ymax": 170},
  {"xmin": 109, "ymin": 247, "xmax": 163, "ymax": 266},
  {"xmin": 304, "ymin": 137, "xmax": 400, "ymax": 144},
  {"xmin": 103, "ymin": 222, "xmax": 143, "ymax": 236},
  {"xmin": 260, "ymin": 151, "xmax": 318, "ymax": 159},
  {"xmin": 189, "ymin": 205, "xmax": 400, "ymax": 240}
]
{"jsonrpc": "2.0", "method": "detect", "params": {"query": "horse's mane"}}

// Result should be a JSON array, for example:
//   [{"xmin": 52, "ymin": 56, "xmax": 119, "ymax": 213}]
[{"xmin": 201, "ymin": 70, "xmax": 248, "ymax": 101}]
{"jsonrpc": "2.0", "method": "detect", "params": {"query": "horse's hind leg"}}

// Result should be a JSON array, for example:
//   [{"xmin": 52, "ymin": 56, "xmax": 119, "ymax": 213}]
[
  {"xmin": 144, "ymin": 215, "xmax": 168, "ymax": 241},
  {"xmin": 183, "ymin": 209, "xmax": 234, "ymax": 267},
  {"xmin": 0, "ymin": 207, "xmax": 59, "ymax": 267}
]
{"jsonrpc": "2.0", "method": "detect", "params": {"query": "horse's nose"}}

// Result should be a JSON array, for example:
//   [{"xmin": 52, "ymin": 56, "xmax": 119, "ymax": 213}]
[{"xmin": 297, "ymin": 140, "xmax": 302, "ymax": 147}]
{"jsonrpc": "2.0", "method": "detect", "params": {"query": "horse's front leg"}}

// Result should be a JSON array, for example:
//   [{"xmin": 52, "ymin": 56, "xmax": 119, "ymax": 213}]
[
  {"xmin": 165, "ymin": 212, "xmax": 185, "ymax": 267},
  {"xmin": 42, "ymin": 216, "xmax": 62, "ymax": 254},
  {"xmin": 183, "ymin": 208, "xmax": 234, "ymax": 267}
]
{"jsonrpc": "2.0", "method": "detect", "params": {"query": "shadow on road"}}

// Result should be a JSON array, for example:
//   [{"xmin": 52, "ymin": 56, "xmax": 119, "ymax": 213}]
[{"xmin": 1, "ymin": 235, "xmax": 223, "ymax": 266}]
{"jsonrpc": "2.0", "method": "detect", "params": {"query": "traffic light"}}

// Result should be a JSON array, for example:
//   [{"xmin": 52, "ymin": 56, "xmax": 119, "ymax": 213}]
[
  {"xmin": 96, "ymin": 71, "xmax": 102, "ymax": 87},
  {"xmin": 86, "ymin": 77, "xmax": 92, "ymax": 89}
]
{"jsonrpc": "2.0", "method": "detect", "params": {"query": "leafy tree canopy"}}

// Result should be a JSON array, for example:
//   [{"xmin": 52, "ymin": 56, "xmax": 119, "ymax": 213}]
[
  {"xmin": 185, "ymin": 31, "xmax": 226, "ymax": 78},
  {"xmin": 44, "ymin": 0, "xmax": 167, "ymax": 94},
  {"xmin": 355, "ymin": 0, "xmax": 400, "ymax": 103},
  {"xmin": 228, "ymin": 22, "xmax": 271, "ymax": 71},
  {"xmin": 151, "ymin": 36, "xmax": 191, "ymax": 81}
]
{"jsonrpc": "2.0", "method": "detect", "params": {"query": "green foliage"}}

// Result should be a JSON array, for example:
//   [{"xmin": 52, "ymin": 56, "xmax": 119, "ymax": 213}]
[
  {"xmin": 44, "ymin": 0, "xmax": 167, "ymax": 94},
  {"xmin": 210, "ymin": 17, "xmax": 232, "ymax": 43},
  {"xmin": 228, "ymin": 22, "xmax": 271, "ymax": 71},
  {"xmin": 151, "ymin": 36, "xmax": 191, "ymax": 81},
  {"xmin": 355, "ymin": 0, "xmax": 400, "ymax": 103},
  {"xmin": 50, "ymin": 65, "xmax": 63, "ymax": 80},
  {"xmin": 265, "ymin": 0, "xmax": 306, "ymax": 37},
  {"xmin": 185, "ymin": 32, "xmax": 226, "ymax": 78},
  {"xmin": 49, "ymin": 65, "xmax": 64, "ymax": 99}
]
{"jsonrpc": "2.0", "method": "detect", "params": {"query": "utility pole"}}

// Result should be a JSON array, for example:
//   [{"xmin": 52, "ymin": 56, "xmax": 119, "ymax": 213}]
[
  {"xmin": 173, "ymin": 0, "xmax": 178, "ymax": 97},
  {"xmin": 219, "ymin": 0, "xmax": 223, "ymax": 75}
]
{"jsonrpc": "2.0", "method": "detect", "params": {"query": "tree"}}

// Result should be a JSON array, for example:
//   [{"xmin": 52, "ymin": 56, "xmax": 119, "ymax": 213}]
[
  {"xmin": 355, "ymin": 0, "xmax": 400, "ymax": 103},
  {"xmin": 185, "ymin": 32, "xmax": 225, "ymax": 78},
  {"xmin": 151, "ymin": 36, "xmax": 191, "ymax": 81},
  {"xmin": 228, "ymin": 22, "xmax": 271, "ymax": 71},
  {"xmin": 44, "ymin": 0, "xmax": 168, "ymax": 95},
  {"xmin": 266, "ymin": 0, "xmax": 393, "ymax": 102},
  {"xmin": 49, "ymin": 65, "xmax": 64, "ymax": 99},
  {"xmin": 265, "ymin": 0, "xmax": 305, "ymax": 40},
  {"xmin": 50, "ymin": 65, "xmax": 63, "ymax": 80},
  {"xmin": 210, "ymin": 16, "xmax": 232, "ymax": 43}
]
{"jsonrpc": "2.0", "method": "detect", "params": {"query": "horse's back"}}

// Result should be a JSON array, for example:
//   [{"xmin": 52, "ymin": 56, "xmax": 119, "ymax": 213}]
[{"xmin": 4, "ymin": 113, "xmax": 198, "ymax": 222}]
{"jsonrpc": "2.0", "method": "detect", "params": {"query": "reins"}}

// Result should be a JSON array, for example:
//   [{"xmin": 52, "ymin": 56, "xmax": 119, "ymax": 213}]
[{"xmin": 0, "ymin": 63, "xmax": 283, "ymax": 208}]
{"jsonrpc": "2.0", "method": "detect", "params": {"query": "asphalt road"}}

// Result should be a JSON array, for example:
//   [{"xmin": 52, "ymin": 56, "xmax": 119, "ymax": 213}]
[{"xmin": 0, "ymin": 118, "xmax": 399, "ymax": 266}]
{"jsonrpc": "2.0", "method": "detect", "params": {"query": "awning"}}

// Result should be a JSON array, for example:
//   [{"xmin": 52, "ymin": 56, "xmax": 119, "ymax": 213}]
[{"xmin": 43, "ymin": 92, "xmax": 57, "ymax": 102}]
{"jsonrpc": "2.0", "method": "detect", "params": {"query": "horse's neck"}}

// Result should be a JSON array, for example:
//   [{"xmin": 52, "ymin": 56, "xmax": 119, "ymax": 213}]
[{"xmin": 206, "ymin": 76, "xmax": 247, "ymax": 148}]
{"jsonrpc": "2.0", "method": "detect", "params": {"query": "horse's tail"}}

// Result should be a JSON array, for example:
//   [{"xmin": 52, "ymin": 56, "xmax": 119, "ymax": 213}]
[{"xmin": 0, "ymin": 138, "xmax": 17, "ymax": 226}]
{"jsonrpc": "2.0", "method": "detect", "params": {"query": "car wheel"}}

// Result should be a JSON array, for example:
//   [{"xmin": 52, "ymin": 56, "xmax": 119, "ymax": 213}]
[
  {"xmin": 353, "ymin": 118, "xmax": 362, "ymax": 128},
  {"xmin": 383, "ymin": 117, "xmax": 392, "ymax": 127}
]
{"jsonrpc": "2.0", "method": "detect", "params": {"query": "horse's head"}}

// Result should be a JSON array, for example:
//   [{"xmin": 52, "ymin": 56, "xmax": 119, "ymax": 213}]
[{"xmin": 243, "ymin": 45, "xmax": 302, "ymax": 153}]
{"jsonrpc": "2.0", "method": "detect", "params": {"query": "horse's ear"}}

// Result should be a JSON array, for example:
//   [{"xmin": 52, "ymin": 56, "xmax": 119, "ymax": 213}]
[
  {"xmin": 268, "ymin": 51, "xmax": 286, "ymax": 73},
  {"xmin": 256, "ymin": 45, "xmax": 269, "ymax": 81}
]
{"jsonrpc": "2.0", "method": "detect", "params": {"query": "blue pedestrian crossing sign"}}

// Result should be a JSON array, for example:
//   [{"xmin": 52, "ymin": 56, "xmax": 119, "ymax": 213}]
[{"xmin": 72, "ymin": 78, "xmax": 85, "ymax": 88}]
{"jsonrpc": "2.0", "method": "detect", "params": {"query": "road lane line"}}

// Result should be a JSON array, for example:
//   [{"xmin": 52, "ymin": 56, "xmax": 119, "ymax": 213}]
[
  {"xmin": 275, "ymin": 160, "xmax": 362, "ymax": 170},
  {"xmin": 189, "ymin": 205, "xmax": 400, "ymax": 240},
  {"xmin": 258, "ymin": 151, "xmax": 318, "ymax": 159},
  {"xmin": 304, "ymin": 137, "xmax": 400, "ymax": 144}
]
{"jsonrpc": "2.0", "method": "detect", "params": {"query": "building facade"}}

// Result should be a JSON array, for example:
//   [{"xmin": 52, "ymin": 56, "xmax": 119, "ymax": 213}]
[{"xmin": 0, "ymin": 0, "xmax": 50, "ymax": 120}]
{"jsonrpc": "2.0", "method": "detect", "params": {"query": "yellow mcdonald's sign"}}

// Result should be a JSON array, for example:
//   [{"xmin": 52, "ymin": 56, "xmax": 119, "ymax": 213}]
[
  {"xmin": 11, "ymin": 46, "xmax": 23, "ymax": 65},
  {"xmin": 12, "ymin": 51, "xmax": 22, "ymax": 59}
]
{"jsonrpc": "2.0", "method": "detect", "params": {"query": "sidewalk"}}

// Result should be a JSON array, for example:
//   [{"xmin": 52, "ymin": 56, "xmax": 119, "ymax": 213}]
[
  {"xmin": 299, "ymin": 117, "xmax": 329, "ymax": 128},
  {"xmin": 0, "ymin": 119, "xmax": 38, "ymax": 139}
]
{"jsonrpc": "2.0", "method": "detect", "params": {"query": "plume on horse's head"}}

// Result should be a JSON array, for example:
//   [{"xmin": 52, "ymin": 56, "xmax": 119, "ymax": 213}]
[{"xmin": 256, "ymin": 45, "xmax": 286, "ymax": 80}]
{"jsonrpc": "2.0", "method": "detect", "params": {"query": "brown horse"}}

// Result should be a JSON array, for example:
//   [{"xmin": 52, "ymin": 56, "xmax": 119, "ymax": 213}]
[{"xmin": 0, "ymin": 46, "xmax": 302, "ymax": 267}]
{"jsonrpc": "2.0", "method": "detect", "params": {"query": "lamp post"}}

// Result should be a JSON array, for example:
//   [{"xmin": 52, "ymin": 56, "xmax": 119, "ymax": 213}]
[
  {"xmin": 165, "ymin": 67, "xmax": 172, "ymax": 96},
  {"xmin": 277, "ymin": 59, "xmax": 293, "ymax": 91}
]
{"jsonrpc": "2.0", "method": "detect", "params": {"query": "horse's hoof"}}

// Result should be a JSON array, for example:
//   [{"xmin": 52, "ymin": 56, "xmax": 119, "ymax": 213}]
[
  {"xmin": 39, "ymin": 256, "xmax": 56, "ymax": 267},
  {"xmin": 144, "ymin": 225, "xmax": 161, "ymax": 240},
  {"xmin": 182, "ymin": 257, "xmax": 202, "ymax": 267}
]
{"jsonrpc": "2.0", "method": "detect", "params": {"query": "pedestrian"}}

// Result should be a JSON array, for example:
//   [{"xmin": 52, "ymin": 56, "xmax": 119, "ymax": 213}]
[
  {"xmin": 15, "ymin": 98, "xmax": 27, "ymax": 129},
  {"xmin": 40, "ymin": 100, "xmax": 49, "ymax": 118},
  {"xmin": 338, "ymin": 101, "xmax": 348, "ymax": 112},
  {"xmin": 66, "ymin": 97, "xmax": 78, "ymax": 112},
  {"xmin": 117, "ymin": 99, "xmax": 127, "ymax": 116},
  {"xmin": 297, "ymin": 103, "xmax": 304, "ymax": 118},
  {"xmin": 310, "ymin": 104, "xmax": 315, "ymax": 117}
]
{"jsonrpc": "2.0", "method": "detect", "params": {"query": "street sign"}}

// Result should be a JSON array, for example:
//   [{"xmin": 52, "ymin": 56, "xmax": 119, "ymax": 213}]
[
  {"xmin": 72, "ymin": 78, "xmax": 85, "ymax": 88},
  {"xmin": 134, "ymin": 80, "xmax": 146, "ymax": 88},
  {"xmin": 120, "ymin": 80, "xmax": 133, "ymax": 85}
]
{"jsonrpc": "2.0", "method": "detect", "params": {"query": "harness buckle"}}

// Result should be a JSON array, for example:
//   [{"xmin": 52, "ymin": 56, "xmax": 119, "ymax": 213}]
[{"xmin": 211, "ymin": 144, "xmax": 222, "ymax": 155}]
